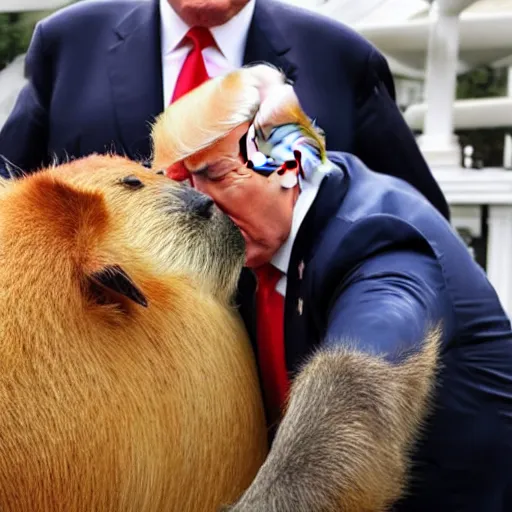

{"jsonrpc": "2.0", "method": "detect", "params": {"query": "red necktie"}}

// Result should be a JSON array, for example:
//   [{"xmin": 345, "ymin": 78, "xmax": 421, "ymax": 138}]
[
  {"xmin": 254, "ymin": 263, "xmax": 290, "ymax": 426},
  {"xmin": 172, "ymin": 26, "xmax": 214, "ymax": 102},
  {"xmin": 167, "ymin": 26, "xmax": 215, "ymax": 181}
]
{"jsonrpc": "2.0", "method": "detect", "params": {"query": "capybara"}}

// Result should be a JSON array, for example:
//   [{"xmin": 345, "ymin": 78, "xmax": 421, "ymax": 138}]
[{"xmin": 0, "ymin": 80, "xmax": 269, "ymax": 510}]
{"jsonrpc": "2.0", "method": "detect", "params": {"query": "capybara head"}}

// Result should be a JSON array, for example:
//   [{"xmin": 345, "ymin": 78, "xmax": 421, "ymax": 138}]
[{"xmin": 0, "ymin": 155, "xmax": 245, "ymax": 314}]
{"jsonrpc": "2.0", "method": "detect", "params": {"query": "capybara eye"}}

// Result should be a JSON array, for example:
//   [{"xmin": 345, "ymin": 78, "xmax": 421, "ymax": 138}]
[
  {"xmin": 119, "ymin": 175, "xmax": 144, "ymax": 189},
  {"xmin": 155, "ymin": 170, "xmax": 165, "ymax": 176}
]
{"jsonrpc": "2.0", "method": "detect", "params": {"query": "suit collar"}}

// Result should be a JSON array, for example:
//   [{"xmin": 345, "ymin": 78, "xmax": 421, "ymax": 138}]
[
  {"xmin": 282, "ymin": 163, "xmax": 350, "ymax": 372},
  {"xmin": 113, "ymin": 0, "xmax": 164, "ymax": 43},
  {"xmin": 108, "ymin": 0, "xmax": 164, "ymax": 162},
  {"xmin": 287, "ymin": 164, "xmax": 349, "ymax": 286}
]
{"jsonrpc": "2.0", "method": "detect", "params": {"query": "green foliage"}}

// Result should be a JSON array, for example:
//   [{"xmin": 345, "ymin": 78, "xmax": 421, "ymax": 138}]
[
  {"xmin": 455, "ymin": 66, "xmax": 510, "ymax": 168},
  {"xmin": 0, "ymin": 13, "xmax": 32, "ymax": 70},
  {"xmin": 456, "ymin": 66, "xmax": 508, "ymax": 100},
  {"xmin": 0, "ymin": 4, "xmax": 76, "ymax": 71}
]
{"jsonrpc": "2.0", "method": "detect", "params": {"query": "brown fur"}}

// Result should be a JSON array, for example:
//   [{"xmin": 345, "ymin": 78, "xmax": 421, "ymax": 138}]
[
  {"xmin": 225, "ymin": 328, "xmax": 441, "ymax": 512},
  {"xmin": 0, "ymin": 156, "xmax": 268, "ymax": 508}
]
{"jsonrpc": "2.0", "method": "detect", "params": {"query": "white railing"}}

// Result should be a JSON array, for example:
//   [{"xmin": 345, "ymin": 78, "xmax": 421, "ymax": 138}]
[{"xmin": 434, "ymin": 167, "xmax": 512, "ymax": 315}]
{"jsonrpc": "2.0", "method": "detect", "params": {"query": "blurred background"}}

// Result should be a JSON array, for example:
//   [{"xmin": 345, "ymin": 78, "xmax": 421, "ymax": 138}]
[{"xmin": 0, "ymin": 0, "xmax": 511, "ymax": 310}]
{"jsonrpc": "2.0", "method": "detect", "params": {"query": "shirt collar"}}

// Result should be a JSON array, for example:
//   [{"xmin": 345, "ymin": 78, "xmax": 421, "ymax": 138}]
[
  {"xmin": 159, "ymin": 0, "xmax": 256, "ymax": 67},
  {"xmin": 256, "ymin": 125, "xmax": 332, "ymax": 277},
  {"xmin": 270, "ymin": 176, "xmax": 323, "ymax": 276}
]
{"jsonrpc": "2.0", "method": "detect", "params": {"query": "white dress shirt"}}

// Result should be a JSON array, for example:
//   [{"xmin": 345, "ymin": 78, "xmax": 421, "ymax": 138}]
[
  {"xmin": 159, "ymin": 0, "xmax": 256, "ymax": 105},
  {"xmin": 271, "ymin": 172, "xmax": 327, "ymax": 297}
]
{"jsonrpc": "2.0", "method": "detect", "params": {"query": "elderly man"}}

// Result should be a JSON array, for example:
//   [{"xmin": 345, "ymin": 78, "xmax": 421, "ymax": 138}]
[
  {"xmin": 158, "ymin": 64, "xmax": 512, "ymax": 512},
  {"xmin": 0, "ymin": 0, "xmax": 449, "ymax": 219}
]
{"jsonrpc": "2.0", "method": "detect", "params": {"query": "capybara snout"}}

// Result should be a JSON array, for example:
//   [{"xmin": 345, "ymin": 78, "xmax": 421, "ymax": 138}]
[{"xmin": 172, "ymin": 183, "xmax": 215, "ymax": 218}]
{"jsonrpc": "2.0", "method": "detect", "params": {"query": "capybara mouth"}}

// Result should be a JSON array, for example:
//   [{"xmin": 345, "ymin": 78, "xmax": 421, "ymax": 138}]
[{"xmin": 220, "ymin": 211, "xmax": 246, "ymax": 264}]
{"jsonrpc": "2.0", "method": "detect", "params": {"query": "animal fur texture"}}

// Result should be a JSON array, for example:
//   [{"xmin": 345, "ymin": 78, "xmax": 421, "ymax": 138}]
[
  {"xmin": 0, "ymin": 111, "xmax": 268, "ymax": 508},
  {"xmin": 225, "ymin": 329, "xmax": 441, "ymax": 512}
]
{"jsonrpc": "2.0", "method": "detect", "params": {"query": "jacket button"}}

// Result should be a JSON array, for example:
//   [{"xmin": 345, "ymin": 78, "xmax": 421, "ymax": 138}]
[{"xmin": 298, "ymin": 260, "xmax": 305, "ymax": 280}]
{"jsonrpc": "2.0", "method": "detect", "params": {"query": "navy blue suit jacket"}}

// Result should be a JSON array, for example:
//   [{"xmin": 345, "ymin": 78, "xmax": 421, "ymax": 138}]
[
  {"xmin": 0, "ymin": 0, "xmax": 449, "ymax": 219},
  {"xmin": 236, "ymin": 152, "xmax": 512, "ymax": 510}
]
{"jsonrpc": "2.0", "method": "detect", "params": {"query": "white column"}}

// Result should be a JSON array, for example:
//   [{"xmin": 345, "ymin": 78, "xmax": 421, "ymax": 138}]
[
  {"xmin": 504, "ymin": 67, "xmax": 512, "ymax": 169},
  {"xmin": 486, "ymin": 206, "xmax": 512, "ymax": 316},
  {"xmin": 417, "ymin": 0, "xmax": 477, "ymax": 168}
]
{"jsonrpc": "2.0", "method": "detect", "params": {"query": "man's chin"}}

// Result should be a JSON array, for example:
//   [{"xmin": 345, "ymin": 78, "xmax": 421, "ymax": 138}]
[
  {"xmin": 242, "ymin": 233, "xmax": 276, "ymax": 269},
  {"xmin": 179, "ymin": 6, "xmax": 241, "ymax": 27}
]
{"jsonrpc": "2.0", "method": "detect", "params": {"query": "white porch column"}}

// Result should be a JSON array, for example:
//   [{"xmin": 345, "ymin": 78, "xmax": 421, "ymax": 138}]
[
  {"xmin": 417, "ymin": 0, "xmax": 477, "ymax": 167},
  {"xmin": 487, "ymin": 206, "xmax": 512, "ymax": 314},
  {"xmin": 504, "ymin": 67, "xmax": 512, "ymax": 169}
]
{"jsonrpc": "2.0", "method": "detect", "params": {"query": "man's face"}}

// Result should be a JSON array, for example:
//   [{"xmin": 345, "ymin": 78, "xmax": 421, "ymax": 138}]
[
  {"xmin": 193, "ymin": 168, "xmax": 298, "ymax": 268},
  {"xmin": 167, "ymin": 0, "xmax": 250, "ymax": 27},
  {"xmin": 172, "ymin": 123, "xmax": 299, "ymax": 268}
]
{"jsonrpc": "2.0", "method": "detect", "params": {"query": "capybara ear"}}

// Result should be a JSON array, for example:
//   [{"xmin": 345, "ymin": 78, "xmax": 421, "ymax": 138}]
[
  {"xmin": 87, "ymin": 264, "xmax": 148, "ymax": 309},
  {"xmin": 14, "ymin": 173, "xmax": 148, "ymax": 311}
]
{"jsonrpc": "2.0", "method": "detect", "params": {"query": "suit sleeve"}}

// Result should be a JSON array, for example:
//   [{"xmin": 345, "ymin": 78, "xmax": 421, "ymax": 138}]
[
  {"xmin": 0, "ymin": 23, "xmax": 52, "ymax": 177},
  {"xmin": 352, "ymin": 48, "xmax": 451, "ymax": 220},
  {"xmin": 324, "ymin": 244, "xmax": 455, "ymax": 360},
  {"xmin": 226, "ymin": 231, "xmax": 456, "ymax": 511}
]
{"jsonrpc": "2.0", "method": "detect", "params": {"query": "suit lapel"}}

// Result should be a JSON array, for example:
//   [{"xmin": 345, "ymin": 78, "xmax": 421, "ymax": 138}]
[
  {"xmin": 107, "ymin": 0, "xmax": 164, "ymax": 162},
  {"xmin": 239, "ymin": 0, "xmax": 298, "ymax": 160},
  {"xmin": 284, "ymin": 168, "xmax": 350, "ymax": 374},
  {"xmin": 243, "ymin": 0, "xmax": 298, "ymax": 82}
]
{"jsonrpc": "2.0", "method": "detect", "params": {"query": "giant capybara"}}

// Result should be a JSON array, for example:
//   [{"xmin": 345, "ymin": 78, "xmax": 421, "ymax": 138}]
[{"xmin": 0, "ymin": 68, "xmax": 270, "ymax": 511}]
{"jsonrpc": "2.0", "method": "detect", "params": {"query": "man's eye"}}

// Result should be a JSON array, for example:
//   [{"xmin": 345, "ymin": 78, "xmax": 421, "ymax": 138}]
[{"xmin": 192, "ymin": 166, "xmax": 208, "ymax": 176}]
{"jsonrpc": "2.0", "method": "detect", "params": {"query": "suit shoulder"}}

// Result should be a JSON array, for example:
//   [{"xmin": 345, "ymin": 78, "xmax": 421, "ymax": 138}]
[
  {"xmin": 327, "ymin": 154, "xmax": 446, "ymax": 229},
  {"xmin": 36, "ymin": 0, "xmax": 145, "ymax": 41},
  {"xmin": 268, "ymin": 0, "xmax": 378, "ymax": 60}
]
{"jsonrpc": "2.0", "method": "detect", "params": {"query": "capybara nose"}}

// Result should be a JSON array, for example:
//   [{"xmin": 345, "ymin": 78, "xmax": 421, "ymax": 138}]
[{"xmin": 177, "ymin": 186, "xmax": 214, "ymax": 219}]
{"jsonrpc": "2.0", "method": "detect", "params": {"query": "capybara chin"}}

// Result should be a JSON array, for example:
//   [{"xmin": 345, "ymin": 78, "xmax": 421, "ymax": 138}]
[{"xmin": 0, "ymin": 155, "xmax": 268, "ymax": 511}]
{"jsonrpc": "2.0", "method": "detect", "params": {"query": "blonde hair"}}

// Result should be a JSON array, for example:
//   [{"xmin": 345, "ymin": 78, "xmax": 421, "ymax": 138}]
[{"xmin": 150, "ymin": 64, "xmax": 287, "ymax": 169}]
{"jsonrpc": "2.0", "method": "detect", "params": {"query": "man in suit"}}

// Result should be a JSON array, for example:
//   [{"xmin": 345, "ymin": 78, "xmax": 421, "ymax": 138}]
[
  {"xmin": 172, "ymin": 64, "xmax": 512, "ymax": 511},
  {"xmin": 0, "ymin": 0, "xmax": 450, "ymax": 219}
]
